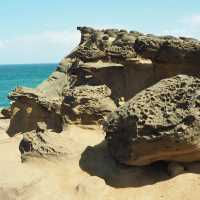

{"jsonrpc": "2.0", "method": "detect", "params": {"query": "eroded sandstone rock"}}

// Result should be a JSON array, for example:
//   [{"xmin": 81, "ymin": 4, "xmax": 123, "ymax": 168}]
[
  {"xmin": 7, "ymin": 27, "xmax": 200, "ymax": 160},
  {"xmin": 9, "ymin": 27, "xmax": 200, "ymax": 133},
  {"xmin": 104, "ymin": 75, "xmax": 200, "ymax": 166},
  {"xmin": 62, "ymin": 85, "xmax": 116, "ymax": 124},
  {"xmin": 1, "ymin": 107, "xmax": 11, "ymax": 119},
  {"xmin": 7, "ymin": 87, "xmax": 62, "ymax": 136}
]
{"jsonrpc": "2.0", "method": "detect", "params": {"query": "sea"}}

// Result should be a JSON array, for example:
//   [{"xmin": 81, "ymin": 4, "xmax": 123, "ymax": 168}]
[{"xmin": 0, "ymin": 63, "xmax": 57, "ymax": 108}]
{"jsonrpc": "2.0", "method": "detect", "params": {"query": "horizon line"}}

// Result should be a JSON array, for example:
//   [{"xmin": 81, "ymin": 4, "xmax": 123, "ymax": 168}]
[{"xmin": 0, "ymin": 62, "xmax": 59, "ymax": 66}]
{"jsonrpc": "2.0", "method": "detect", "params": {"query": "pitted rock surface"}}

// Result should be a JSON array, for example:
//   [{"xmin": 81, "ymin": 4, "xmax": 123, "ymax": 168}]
[
  {"xmin": 6, "ymin": 27, "xmax": 200, "ymax": 159},
  {"xmin": 72, "ymin": 27, "xmax": 200, "ymax": 65},
  {"xmin": 62, "ymin": 85, "xmax": 116, "ymax": 124},
  {"xmin": 104, "ymin": 75, "xmax": 200, "ymax": 165},
  {"xmin": 9, "ymin": 27, "xmax": 200, "ymax": 133}
]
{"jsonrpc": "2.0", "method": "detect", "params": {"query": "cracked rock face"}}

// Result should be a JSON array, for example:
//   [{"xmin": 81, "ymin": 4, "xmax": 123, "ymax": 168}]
[{"xmin": 104, "ymin": 75, "xmax": 200, "ymax": 166}]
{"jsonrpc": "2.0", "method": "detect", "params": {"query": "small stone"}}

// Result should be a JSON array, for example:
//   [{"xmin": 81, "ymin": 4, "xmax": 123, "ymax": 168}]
[{"xmin": 1, "ymin": 107, "xmax": 11, "ymax": 118}]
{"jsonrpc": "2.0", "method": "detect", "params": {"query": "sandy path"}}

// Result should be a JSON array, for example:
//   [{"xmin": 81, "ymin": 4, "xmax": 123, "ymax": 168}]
[{"xmin": 0, "ymin": 117, "xmax": 200, "ymax": 200}]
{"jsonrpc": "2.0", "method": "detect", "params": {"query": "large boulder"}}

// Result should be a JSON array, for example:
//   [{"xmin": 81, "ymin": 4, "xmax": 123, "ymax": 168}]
[{"xmin": 104, "ymin": 75, "xmax": 200, "ymax": 166}]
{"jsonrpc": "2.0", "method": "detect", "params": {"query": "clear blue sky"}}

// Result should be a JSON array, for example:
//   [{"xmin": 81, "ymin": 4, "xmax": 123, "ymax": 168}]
[{"xmin": 0, "ymin": 0, "xmax": 200, "ymax": 64}]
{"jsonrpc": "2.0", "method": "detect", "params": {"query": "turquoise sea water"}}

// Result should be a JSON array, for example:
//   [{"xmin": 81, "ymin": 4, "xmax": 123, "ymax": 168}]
[{"xmin": 0, "ymin": 63, "xmax": 57, "ymax": 107}]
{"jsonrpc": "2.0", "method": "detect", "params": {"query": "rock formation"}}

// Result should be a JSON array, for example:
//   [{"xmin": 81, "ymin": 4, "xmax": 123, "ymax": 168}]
[
  {"xmin": 1, "ymin": 107, "xmax": 11, "ymax": 119},
  {"xmin": 6, "ymin": 26, "xmax": 200, "ymax": 162},
  {"xmin": 3, "ymin": 26, "xmax": 200, "ymax": 200},
  {"xmin": 104, "ymin": 75, "xmax": 200, "ymax": 165}
]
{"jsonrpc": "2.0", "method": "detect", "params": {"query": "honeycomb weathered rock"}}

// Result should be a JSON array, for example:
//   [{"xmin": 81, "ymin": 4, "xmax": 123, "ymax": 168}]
[
  {"xmin": 104, "ymin": 75, "xmax": 200, "ymax": 166},
  {"xmin": 7, "ymin": 27, "xmax": 200, "ymax": 160}
]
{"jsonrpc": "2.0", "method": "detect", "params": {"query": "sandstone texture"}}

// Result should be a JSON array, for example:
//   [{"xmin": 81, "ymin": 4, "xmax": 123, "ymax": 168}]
[
  {"xmin": 8, "ymin": 27, "xmax": 200, "ymax": 131},
  {"xmin": 2, "ymin": 27, "xmax": 200, "ymax": 199},
  {"xmin": 104, "ymin": 75, "xmax": 200, "ymax": 165},
  {"xmin": 1, "ymin": 117, "xmax": 200, "ymax": 200},
  {"xmin": 5, "ymin": 26, "xmax": 200, "ymax": 163}
]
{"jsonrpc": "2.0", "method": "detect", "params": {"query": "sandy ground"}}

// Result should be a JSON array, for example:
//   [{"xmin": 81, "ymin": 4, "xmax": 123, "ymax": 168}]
[{"xmin": 1, "ymin": 115, "xmax": 200, "ymax": 200}]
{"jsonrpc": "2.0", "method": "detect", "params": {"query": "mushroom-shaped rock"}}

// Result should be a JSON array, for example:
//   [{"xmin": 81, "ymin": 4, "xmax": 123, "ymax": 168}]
[{"xmin": 104, "ymin": 75, "xmax": 200, "ymax": 166}]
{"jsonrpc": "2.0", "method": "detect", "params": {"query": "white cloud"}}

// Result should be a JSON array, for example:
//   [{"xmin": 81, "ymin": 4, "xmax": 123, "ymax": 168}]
[
  {"xmin": 12, "ymin": 30, "xmax": 80, "ymax": 47},
  {"xmin": 0, "ymin": 29, "xmax": 80, "ymax": 64},
  {"xmin": 180, "ymin": 14, "xmax": 200, "ymax": 28},
  {"xmin": 161, "ymin": 29, "xmax": 194, "ymax": 37},
  {"xmin": 160, "ymin": 14, "xmax": 200, "ymax": 39},
  {"xmin": 162, "ymin": 29, "xmax": 186, "ymax": 36},
  {"xmin": 0, "ymin": 40, "xmax": 6, "ymax": 49}
]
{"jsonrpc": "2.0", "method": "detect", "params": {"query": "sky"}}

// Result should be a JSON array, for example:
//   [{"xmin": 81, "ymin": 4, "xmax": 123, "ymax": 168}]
[{"xmin": 0, "ymin": 0, "xmax": 200, "ymax": 64}]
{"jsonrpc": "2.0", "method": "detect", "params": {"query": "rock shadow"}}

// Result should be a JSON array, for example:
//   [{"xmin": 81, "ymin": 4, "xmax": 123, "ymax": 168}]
[
  {"xmin": 79, "ymin": 141, "xmax": 171, "ymax": 188},
  {"xmin": 80, "ymin": 141, "xmax": 200, "ymax": 188},
  {"xmin": 0, "ymin": 116, "xmax": 7, "ymax": 120}
]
